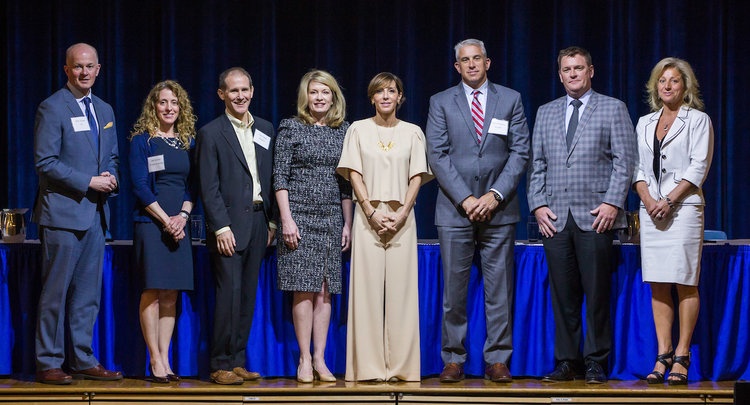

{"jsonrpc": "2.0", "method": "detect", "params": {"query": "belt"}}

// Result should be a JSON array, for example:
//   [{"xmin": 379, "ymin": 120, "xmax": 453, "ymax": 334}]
[{"xmin": 252, "ymin": 202, "xmax": 264, "ymax": 212}]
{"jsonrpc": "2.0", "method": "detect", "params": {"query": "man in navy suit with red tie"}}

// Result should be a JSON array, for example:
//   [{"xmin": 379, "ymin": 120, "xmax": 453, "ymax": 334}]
[{"xmin": 33, "ymin": 43, "xmax": 122, "ymax": 384}]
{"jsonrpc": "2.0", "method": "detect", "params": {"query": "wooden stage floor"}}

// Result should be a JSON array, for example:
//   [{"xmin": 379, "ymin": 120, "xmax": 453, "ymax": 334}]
[{"xmin": 0, "ymin": 376, "xmax": 737, "ymax": 404}]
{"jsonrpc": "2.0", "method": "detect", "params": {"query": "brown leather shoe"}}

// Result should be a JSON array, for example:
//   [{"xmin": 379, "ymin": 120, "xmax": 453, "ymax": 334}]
[
  {"xmin": 485, "ymin": 362, "xmax": 512, "ymax": 382},
  {"xmin": 71, "ymin": 364, "xmax": 123, "ymax": 381},
  {"xmin": 439, "ymin": 362, "xmax": 464, "ymax": 383},
  {"xmin": 37, "ymin": 368, "xmax": 73, "ymax": 385},
  {"xmin": 210, "ymin": 370, "xmax": 244, "ymax": 385},
  {"xmin": 232, "ymin": 367, "xmax": 261, "ymax": 381}
]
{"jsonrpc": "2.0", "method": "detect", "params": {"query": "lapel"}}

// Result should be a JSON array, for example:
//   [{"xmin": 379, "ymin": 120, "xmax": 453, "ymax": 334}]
[
  {"xmin": 91, "ymin": 96, "xmax": 107, "ymax": 163},
  {"xmin": 62, "ymin": 88, "xmax": 100, "ymax": 161},
  {"xmin": 661, "ymin": 106, "xmax": 689, "ymax": 147},
  {"xmin": 568, "ymin": 91, "xmax": 599, "ymax": 156},
  {"xmin": 452, "ymin": 83, "xmax": 480, "ymax": 147},
  {"xmin": 480, "ymin": 82, "xmax": 500, "ymax": 151},
  {"xmin": 219, "ymin": 116, "xmax": 252, "ymax": 174},
  {"xmin": 643, "ymin": 110, "xmax": 661, "ymax": 154}
]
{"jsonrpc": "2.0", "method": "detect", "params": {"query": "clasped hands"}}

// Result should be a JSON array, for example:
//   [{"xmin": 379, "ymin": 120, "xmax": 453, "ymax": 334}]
[
  {"xmin": 89, "ymin": 171, "xmax": 117, "ymax": 193},
  {"xmin": 645, "ymin": 197, "xmax": 672, "ymax": 222},
  {"xmin": 163, "ymin": 214, "xmax": 187, "ymax": 242},
  {"xmin": 368, "ymin": 210, "xmax": 405, "ymax": 239},
  {"xmin": 462, "ymin": 193, "xmax": 499, "ymax": 223}
]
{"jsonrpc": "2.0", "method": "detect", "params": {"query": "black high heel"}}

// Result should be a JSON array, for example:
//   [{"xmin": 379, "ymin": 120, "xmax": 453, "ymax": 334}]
[
  {"xmin": 668, "ymin": 353, "xmax": 691, "ymax": 385},
  {"xmin": 148, "ymin": 365, "xmax": 170, "ymax": 384},
  {"xmin": 646, "ymin": 350, "xmax": 674, "ymax": 384},
  {"xmin": 167, "ymin": 374, "xmax": 181, "ymax": 382}
]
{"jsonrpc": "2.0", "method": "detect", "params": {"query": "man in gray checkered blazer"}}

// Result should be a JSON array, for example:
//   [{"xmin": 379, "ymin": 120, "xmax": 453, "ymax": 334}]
[{"xmin": 527, "ymin": 46, "xmax": 636, "ymax": 384}]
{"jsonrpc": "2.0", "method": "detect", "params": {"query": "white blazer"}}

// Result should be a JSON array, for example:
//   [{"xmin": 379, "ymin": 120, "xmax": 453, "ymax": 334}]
[{"xmin": 633, "ymin": 105, "xmax": 713, "ymax": 205}]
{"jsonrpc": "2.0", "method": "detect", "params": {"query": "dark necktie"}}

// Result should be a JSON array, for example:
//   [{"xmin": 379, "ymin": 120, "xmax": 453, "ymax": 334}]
[
  {"xmin": 83, "ymin": 97, "xmax": 99, "ymax": 150},
  {"xmin": 566, "ymin": 99, "xmax": 582, "ymax": 149}
]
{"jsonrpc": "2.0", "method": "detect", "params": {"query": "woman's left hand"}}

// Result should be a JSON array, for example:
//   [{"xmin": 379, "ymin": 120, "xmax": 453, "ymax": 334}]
[
  {"xmin": 651, "ymin": 198, "xmax": 672, "ymax": 221},
  {"xmin": 166, "ymin": 215, "xmax": 187, "ymax": 239}
]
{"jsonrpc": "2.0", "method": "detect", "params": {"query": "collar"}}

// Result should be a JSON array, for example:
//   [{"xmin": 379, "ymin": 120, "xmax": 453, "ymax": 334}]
[
  {"xmin": 461, "ymin": 80, "xmax": 489, "ymax": 97},
  {"xmin": 566, "ymin": 89, "xmax": 593, "ymax": 106},
  {"xmin": 67, "ymin": 83, "xmax": 92, "ymax": 102},
  {"xmin": 225, "ymin": 110, "xmax": 255, "ymax": 129}
]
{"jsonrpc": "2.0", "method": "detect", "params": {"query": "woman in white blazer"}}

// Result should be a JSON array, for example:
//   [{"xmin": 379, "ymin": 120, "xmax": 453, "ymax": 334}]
[{"xmin": 633, "ymin": 58, "xmax": 713, "ymax": 385}]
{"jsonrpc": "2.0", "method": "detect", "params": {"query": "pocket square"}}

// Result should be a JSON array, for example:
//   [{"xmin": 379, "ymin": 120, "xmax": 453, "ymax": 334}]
[{"xmin": 103, "ymin": 122, "xmax": 113, "ymax": 129}]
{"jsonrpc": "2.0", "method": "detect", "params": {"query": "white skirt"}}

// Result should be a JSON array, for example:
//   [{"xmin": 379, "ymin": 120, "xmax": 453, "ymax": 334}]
[{"xmin": 639, "ymin": 204, "xmax": 704, "ymax": 286}]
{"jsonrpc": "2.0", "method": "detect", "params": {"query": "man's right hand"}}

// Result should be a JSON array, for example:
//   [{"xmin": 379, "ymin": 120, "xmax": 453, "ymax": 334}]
[
  {"xmin": 216, "ymin": 229, "xmax": 236, "ymax": 256},
  {"xmin": 534, "ymin": 206, "xmax": 558, "ymax": 238},
  {"xmin": 89, "ymin": 175, "xmax": 116, "ymax": 193}
]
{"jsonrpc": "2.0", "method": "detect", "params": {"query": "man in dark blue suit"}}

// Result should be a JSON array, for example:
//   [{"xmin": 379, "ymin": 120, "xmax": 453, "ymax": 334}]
[
  {"xmin": 33, "ymin": 43, "xmax": 122, "ymax": 384},
  {"xmin": 198, "ymin": 68, "xmax": 276, "ymax": 385}
]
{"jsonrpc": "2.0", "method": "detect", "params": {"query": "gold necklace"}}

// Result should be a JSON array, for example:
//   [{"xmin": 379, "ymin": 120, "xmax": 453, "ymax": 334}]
[{"xmin": 376, "ymin": 124, "xmax": 396, "ymax": 152}]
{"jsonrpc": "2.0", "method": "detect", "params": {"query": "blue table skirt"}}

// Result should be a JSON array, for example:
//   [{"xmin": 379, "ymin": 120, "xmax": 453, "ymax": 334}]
[{"xmin": 1, "ymin": 242, "xmax": 748, "ymax": 380}]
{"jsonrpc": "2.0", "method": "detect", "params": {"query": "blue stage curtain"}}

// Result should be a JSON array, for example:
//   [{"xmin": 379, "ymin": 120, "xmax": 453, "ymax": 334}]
[
  {"xmin": 4, "ymin": 1, "xmax": 750, "ymax": 242},
  {"xmin": 2, "ymin": 243, "xmax": 749, "ymax": 381}
]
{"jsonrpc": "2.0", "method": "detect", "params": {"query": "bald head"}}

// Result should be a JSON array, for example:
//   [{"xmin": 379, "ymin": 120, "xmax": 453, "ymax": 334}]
[{"xmin": 64, "ymin": 43, "xmax": 101, "ymax": 96}]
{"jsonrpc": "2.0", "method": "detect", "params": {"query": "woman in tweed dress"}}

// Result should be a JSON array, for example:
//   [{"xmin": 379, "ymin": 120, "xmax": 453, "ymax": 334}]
[{"xmin": 274, "ymin": 70, "xmax": 352, "ymax": 383}]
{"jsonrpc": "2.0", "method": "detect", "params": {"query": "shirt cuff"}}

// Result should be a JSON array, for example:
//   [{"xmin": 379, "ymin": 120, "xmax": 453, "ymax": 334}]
[{"xmin": 215, "ymin": 226, "xmax": 230, "ymax": 236}]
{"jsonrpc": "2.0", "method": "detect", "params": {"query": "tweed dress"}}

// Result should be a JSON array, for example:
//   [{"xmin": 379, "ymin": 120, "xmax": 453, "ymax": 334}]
[{"xmin": 273, "ymin": 118, "xmax": 350, "ymax": 293}]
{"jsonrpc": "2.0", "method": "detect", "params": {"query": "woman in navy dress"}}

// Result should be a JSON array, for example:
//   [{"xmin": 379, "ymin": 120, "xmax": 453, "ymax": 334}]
[{"xmin": 130, "ymin": 80, "xmax": 197, "ymax": 383}]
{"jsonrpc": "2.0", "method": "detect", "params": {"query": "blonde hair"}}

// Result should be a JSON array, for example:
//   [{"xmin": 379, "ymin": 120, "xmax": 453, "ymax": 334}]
[
  {"xmin": 296, "ymin": 70, "xmax": 346, "ymax": 128},
  {"xmin": 645, "ymin": 57, "xmax": 704, "ymax": 112},
  {"xmin": 130, "ymin": 80, "xmax": 197, "ymax": 148}
]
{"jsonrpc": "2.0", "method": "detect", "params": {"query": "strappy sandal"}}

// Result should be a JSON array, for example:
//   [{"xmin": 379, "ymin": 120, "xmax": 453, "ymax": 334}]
[
  {"xmin": 646, "ymin": 350, "xmax": 674, "ymax": 384},
  {"xmin": 668, "ymin": 353, "xmax": 691, "ymax": 385}
]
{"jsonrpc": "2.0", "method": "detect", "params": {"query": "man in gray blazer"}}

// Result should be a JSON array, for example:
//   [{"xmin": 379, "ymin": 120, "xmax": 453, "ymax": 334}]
[
  {"xmin": 527, "ymin": 46, "xmax": 636, "ymax": 384},
  {"xmin": 33, "ymin": 43, "xmax": 122, "ymax": 384},
  {"xmin": 426, "ymin": 38, "xmax": 530, "ymax": 383},
  {"xmin": 198, "ymin": 67, "xmax": 276, "ymax": 385}
]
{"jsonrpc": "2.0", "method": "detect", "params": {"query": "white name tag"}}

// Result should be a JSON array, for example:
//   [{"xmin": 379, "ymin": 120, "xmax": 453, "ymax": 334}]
[
  {"xmin": 147, "ymin": 155, "xmax": 165, "ymax": 173},
  {"xmin": 254, "ymin": 129, "xmax": 271, "ymax": 149},
  {"xmin": 71, "ymin": 116, "xmax": 90, "ymax": 132},
  {"xmin": 488, "ymin": 118, "xmax": 509, "ymax": 136}
]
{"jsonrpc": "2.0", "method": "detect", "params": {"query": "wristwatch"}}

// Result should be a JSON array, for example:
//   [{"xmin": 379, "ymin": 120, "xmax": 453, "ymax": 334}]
[
  {"xmin": 179, "ymin": 210, "xmax": 190, "ymax": 219},
  {"xmin": 492, "ymin": 191, "xmax": 503, "ymax": 203}
]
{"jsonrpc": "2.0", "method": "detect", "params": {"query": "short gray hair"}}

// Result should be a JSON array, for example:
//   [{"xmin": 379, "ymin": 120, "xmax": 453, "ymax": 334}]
[{"xmin": 454, "ymin": 39, "xmax": 487, "ymax": 61}]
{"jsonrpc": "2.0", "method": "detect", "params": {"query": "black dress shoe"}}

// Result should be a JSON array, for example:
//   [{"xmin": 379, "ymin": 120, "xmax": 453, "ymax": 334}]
[
  {"xmin": 542, "ymin": 361, "xmax": 579, "ymax": 382},
  {"xmin": 585, "ymin": 361, "xmax": 607, "ymax": 384}
]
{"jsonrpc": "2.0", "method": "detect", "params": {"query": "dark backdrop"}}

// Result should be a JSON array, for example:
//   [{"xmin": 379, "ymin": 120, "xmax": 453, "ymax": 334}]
[{"xmin": 3, "ymin": 0, "xmax": 747, "ymax": 240}]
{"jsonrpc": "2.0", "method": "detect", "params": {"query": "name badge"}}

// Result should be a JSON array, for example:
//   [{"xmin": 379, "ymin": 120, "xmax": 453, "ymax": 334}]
[
  {"xmin": 148, "ymin": 155, "xmax": 165, "ymax": 173},
  {"xmin": 71, "ymin": 116, "xmax": 90, "ymax": 132},
  {"xmin": 488, "ymin": 118, "xmax": 509, "ymax": 136},
  {"xmin": 254, "ymin": 129, "xmax": 271, "ymax": 149}
]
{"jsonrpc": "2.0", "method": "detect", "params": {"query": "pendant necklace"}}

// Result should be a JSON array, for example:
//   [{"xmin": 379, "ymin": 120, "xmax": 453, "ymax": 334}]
[
  {"xmin": 157, "ymin": 131, "xmax": 184, "ymax": 150},
  {"xmin": 376, "ymin": 123, "xmax": 396, "ymax": 152}
]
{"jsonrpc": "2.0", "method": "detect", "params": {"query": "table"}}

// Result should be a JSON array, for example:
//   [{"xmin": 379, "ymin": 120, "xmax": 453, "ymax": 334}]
[{"xmin": 1, "ymin": 241, "xmax": 748, "ymax": 380}]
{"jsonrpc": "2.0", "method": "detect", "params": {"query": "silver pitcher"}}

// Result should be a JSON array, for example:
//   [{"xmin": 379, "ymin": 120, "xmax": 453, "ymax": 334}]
[{"xmin": 1, "ymin": 208, "xmax": 28, "ymax": 243}]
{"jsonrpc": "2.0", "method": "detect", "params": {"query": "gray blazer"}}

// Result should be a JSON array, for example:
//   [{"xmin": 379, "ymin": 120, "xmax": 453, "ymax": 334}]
[
  {"xmin": 527, "ymin": 91, "xmax": 636, "ymax": 230},
  {"xmin": 426, "ymin": 81, "xmax": 530, "ymax": 227}
]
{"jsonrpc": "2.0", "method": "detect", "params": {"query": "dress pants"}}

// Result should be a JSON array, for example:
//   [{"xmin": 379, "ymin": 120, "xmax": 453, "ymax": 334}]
[
  {"xmin": 345, "ymin": 202, "xmax": 420, "ymax": 381},
  {"xmin": 36, "ymin": 217, "xmax": 105, "ymax": 371},
  {"xmin": 438, "ymin": 222, "xmax": 515, "ymax": 365},
  {"xmin": 542, "ymin": 213, "xmax": 613, "ymax": 367},
  {"xmin": 210, "ymin": 209, "xmax": 267, "ymax": 372}
]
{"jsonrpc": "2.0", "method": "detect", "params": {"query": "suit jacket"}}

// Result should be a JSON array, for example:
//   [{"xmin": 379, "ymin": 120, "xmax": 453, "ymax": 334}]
[
  {"xmin": 197, "ymin": 114, "xmax": 275, "ymax": 251},
  {"xmin": 33, "ymin": 86, "xmax": 119, "ymax": 231},
  {"xmin": 527, "ymin": 91, "xmax": 636, "ymax": 230},
  {"xmin": 634, "ymin": 106, "xmax": 713, "ymax": 205},
  {"xmin": 426, "ymin": 81, "xmax": 530, "ymax": 226}
]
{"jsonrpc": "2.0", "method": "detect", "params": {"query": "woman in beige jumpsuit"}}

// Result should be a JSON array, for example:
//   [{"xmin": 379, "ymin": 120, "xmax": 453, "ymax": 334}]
[{"xmin": 337, "ymin": 72, "xmax": 433, "ymax": 382}]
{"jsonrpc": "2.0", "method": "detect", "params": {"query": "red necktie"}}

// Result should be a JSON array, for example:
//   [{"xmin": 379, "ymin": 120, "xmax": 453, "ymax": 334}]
[{"xmin": 471, "ymin": 90, "xmax": 484, "ymax": 143}]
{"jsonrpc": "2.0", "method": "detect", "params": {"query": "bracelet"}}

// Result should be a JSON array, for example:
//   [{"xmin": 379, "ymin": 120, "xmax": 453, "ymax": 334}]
[
  {"xmin": 664, "ymin": 197, "xmax": 674, "ymax": 208},
  {"xmin": 367, "ymin": 210, "xmax": 376, "ymax": 220},
  {"xmin": 179, "ymin": 210, "xmax": 190, "ymax": 219}
]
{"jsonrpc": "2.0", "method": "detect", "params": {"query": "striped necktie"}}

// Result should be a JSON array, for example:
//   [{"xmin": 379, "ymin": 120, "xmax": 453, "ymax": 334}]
[{"xmin": 471, "ymin": 90, "xmax": 484, "ymax": 143}]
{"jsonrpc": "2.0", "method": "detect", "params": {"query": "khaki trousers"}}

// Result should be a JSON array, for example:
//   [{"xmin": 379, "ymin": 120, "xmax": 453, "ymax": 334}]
[{"xmin": 345, "ymin": 202, "xmax": 421, "ymax": 381}]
